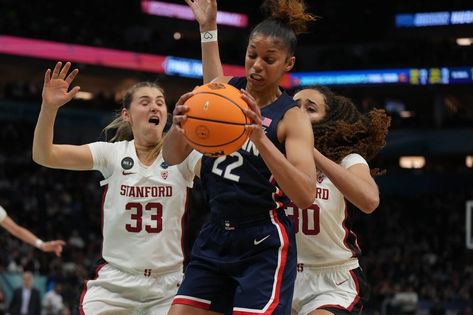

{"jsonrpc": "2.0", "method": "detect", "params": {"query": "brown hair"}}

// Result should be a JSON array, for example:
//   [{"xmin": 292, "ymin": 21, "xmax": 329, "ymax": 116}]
[
  {"xmin": 252, "ymin": 0, "xmax": 317, "ymax": 55},
  {"xmin": 103, "ymin": 82, "xmax": 166, "ymax": 157},
  {"xmin": 312, "ymin": 95, "xmax": 391, "ymax": 174}
]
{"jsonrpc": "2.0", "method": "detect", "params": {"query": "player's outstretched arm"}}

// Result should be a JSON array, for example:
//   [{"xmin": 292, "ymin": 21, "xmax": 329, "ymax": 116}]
[
  {"xmin": 186, "ymin": 0, "xmax": 224, "ymax": 83},
  {"xmin": 313, "ymin": 148, "xmax": 379, "ymax": 213},
  {"xmin": 33, "ymin": 61, "xmax": 93, "ymax": 171},
  {"xmin": 0, "ymin": 206, "xmax": 65, "ymax": 256},
  {"xmin": 163, "ymin": 92, "xmax": 195, "ymax": 165}
]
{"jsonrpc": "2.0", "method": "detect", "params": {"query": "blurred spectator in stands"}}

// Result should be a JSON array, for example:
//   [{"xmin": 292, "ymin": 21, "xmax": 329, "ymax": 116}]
[
  {"xmin": 42, "ymin": 282, "xmax": 64, "ymax": 315},
  {"xmin": 389, "ymin": 284, "xmax": 418, "ymax": 315},
  {"xmin": 8, "ymin": 271, "xmax": 41, "ymax": 315}
]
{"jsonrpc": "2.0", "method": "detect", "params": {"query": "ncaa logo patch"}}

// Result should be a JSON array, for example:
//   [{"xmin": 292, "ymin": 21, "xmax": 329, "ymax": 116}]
[
  {"xmin": 121, "ymin": 157, "xmax": 134, "ymax": 170},
  {"xmin": 160, "ymin": 161, "xmax": 168, "ymax": 169}
]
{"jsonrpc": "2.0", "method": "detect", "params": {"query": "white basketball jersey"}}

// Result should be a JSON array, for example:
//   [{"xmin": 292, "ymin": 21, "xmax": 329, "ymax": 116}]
[
  {"xmin": 88, "ymin": 140, "xmax": 201, "ymax": 275},
  {"xmin": 285, "ymin": 153, "xmax": 368, "ymax": 267},
  {"xmin": 0, "ymin": 205, "xmax": 7, "ymax": 223}
]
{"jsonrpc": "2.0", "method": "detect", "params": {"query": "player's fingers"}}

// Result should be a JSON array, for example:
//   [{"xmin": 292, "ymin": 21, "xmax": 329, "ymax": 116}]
[
  {"xmin": 44, "ymin": 69, "xmax": 51, "ymax": 84},
  {"xmin": 173, "ymin": 105, "xmax": 189, "ymax": 116},
  {"xmin": 173, "ymin": 115, "xmax": 187, "ymax": 125},
  {"xmin": 59, "ymin": 62, "xmax": 71, "ymax": 79},
  {"xmin": 184, "ymin": 0, "xmax": 194, "ymax": 6},
  {"xmin": 174, "ymin": 124, "xmax": 186, "ymax": 134},
  {"xmin": 176, "ymin": 92, "xmax": 194, "ymax": 105},
  {"xmin": 52, "ymin": 62, "xmax": 62, "ymax": 79},
  {"xmin": 243, "ymin": 108, "xmax": 261, "ymax": 125},
  {"xmin": 66, "ymin": 86, "xmax": 81, "ymax": 99},
  {"xmin": 65, "ymin": 68, "xmax": 79, "ymax": 84}
]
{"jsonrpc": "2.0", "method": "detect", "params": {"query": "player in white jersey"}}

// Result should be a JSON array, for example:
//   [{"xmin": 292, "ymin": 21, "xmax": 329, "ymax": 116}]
[
  {"xmin": 287, "ymin": 88, "xmax": 391, "ymax": 315},
  {"xmin": 0, "ymin": 204, "xmax": 65, "ymax": 256},
  {"xmin": 32, "ymin": 61, "xmax": 201, "ymax": 315}
]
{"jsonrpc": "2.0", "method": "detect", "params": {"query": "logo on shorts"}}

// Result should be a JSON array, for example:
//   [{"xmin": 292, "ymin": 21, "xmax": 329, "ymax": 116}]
[
  {"xmin": 121, "ymin": 157, "xmax": 134, "ymax": 170},
  {"xmin": 144, "ymin": 269, "xmax": 152, "ymax": 277},
  {"xmin": 253, "ymin": 235, "xmax": 270, "ymax": 245},
  {"xmin": 336, "ymin": 279, "xmax": 349, "ymax": 286}
]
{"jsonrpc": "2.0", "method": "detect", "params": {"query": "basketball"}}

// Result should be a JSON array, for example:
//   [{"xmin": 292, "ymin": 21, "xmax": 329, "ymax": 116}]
[{"xmin": 181, "ymin": 82, "xmax": 251, "ymax": 157}]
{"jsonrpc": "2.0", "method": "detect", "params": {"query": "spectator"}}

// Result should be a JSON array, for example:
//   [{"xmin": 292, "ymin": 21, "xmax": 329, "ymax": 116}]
[
  {"xmin": 8, "ymin": 271, "xmax": 41, "ymax": 315},
  {"xmin": 42, "ymin": 282, "xmax": 64, "ymax": 315}
]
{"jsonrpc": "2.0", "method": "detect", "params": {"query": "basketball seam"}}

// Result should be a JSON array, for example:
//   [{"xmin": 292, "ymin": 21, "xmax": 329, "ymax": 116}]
[
  {"xmin": 184, "ymin": 128, "xmax": 248, "ymax": 148},
  {"xmin": 186, "ymin": 116, "xmax": 248, "ymax": 126},
  {"xmin": 195, "ymin": 91, "xmax": 250, "ymax": 124}
]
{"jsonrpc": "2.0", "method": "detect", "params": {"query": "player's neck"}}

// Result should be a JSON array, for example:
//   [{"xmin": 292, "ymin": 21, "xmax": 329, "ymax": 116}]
[
  {"xmin": 134, "ymin": 142, "xmax": 159, "ymax": 166},
  {"xmin": 247, "ymin": 85, "xmax": 281, "ymax": 108}
]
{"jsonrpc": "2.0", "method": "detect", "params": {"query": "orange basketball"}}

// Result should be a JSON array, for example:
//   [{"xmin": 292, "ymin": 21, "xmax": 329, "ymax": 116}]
[{"xmin": 182, "ymin": 82, "xmax": 250, "ymax": 157}]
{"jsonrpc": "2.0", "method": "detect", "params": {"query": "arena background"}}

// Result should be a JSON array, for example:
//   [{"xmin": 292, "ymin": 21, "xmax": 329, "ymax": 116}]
[{"xmin": 0, "ymin": 0, "xmax": 473, "ymax": 314}]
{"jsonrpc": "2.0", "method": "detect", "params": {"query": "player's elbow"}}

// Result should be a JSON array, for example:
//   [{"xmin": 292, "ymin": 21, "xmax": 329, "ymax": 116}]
[
  {"xmin": 359, "ymin": 194, "xmax": 380, "ymax": 214},
  {"xmin": 292, "ymin": 186, "xmax": 317, "ymax": 209}
]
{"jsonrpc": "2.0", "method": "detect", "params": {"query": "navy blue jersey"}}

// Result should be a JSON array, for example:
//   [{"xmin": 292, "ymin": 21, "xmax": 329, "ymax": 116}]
[{"xmin": 200, "ymin": 77, "xmax": 297, "ymax": 221}]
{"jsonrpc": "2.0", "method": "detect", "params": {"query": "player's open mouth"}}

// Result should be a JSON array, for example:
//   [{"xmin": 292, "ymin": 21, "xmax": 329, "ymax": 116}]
[
  {"xmin": 149, "ymin": 117, "xmax": 160, "ymax": 125},
  {"xmin": 250, "ymin": 73, "xmax": 263, "ymax": 81}
]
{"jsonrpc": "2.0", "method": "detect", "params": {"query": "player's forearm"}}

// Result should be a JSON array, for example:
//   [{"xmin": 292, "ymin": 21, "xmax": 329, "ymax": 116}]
[
  {"xmin": 33, "ymin": 106, "xmax": 59, "ymax": 166},
  {"xmin": 201, "ymin": 41, "xmax": 224, "ymax": 84},
  {"xmin": 256, "ymin": 136, "xmax": 316, "ymax": 208},
  {"xmin": 314, "ymin": 149, "xmax": 379, "ymax": 213},
  {"xmin": 2, "ymin": 217, "xmax": 40, "ymax": 248},
  {"xmin": 200, "ymin": 20, "xmax": 223, "ymax": 83},
  {"xmin": 163, "ymin": 126, "xmax": 193, "ymax": 165}
]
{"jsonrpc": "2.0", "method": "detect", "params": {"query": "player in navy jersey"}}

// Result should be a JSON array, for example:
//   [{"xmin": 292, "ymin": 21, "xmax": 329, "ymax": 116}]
[
  {"xmin": 33, "ymin": 62, "xmax": 201, "ymax": 315},
  {"xmin": 187, "ymin": 2, "xmax": 391, "ymax": 312},
  {"xmin": 163, "ymin": 0, "xmax": 317, "ymax": 314}
]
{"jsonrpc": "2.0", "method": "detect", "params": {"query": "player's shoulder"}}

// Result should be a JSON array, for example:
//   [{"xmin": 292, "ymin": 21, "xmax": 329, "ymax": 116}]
[{"xmin": 340, "ymin": 153, "xmax": 368, "ymax": 169}]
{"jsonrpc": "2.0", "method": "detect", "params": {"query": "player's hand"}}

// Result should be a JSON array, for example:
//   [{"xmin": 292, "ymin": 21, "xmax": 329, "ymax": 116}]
[
  {"xmin": 42, "ymin": 61, "xmax": 80, "ymax": 111},
  {"xmin": 41, "ymin": 240, "xmax": 66, "ymax": 257},
  {"xmin": 172, "ymin": 92, "xmax": 194, "ymax": 134},
  {"xmin": 241, "ymin": 89, "xmax": 265, "ymax": 142},
  {"xmin": 185, "ymin": 0, "xmax": 217, "ymax": 31}
]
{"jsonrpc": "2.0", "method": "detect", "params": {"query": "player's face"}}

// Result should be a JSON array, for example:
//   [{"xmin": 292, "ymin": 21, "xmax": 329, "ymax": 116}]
[
  {"xmin": 294, "ymin": 89, "xmax": 328, "ymax": 125},
  {"xmin": 123, "ymin": 86, "xmax": 167, "ymax": 144},
  {"xmin": 245, "ymin": 34, "xmax": 295, "ymax": 92}
]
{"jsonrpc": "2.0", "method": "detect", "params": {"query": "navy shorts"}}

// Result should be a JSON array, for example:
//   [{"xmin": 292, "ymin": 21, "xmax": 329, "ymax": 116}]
[{"xmin": 173, "ymin": 209, "xmax": 297, "ymax": 315}]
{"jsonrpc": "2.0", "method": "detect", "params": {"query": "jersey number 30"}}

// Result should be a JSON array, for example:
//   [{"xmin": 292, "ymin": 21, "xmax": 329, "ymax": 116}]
[
  {"xmin": 125, "ymin": 202, "xmax": 162, "ymax": 233},
  {"xmin": 285, "ymin": 203, "xmax": 320, "ymax": 235}
]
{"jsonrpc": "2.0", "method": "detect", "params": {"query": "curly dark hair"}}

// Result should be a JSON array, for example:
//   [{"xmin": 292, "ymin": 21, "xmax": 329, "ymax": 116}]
[{"xmin": 311, "ymin": 92, "xmax": 391, "ymax": 171}]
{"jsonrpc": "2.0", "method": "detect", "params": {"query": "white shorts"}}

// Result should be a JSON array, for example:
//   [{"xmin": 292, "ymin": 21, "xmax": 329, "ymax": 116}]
[
  {"xmin": 80, "ymin": 263, "xmax": 182, "ymax": 315},
  {"xmin": 292, "ymin": 261, "xmax": 369, "ymax": 315}
]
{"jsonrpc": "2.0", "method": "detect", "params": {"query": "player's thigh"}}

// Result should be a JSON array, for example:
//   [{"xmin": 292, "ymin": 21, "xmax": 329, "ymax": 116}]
[
  {"xmin": 81, "ymin": 300, "xmax": 131, "ymax": 315},
  {"xmin": 309, "ymin": 309, "xmax": 338, "ymax": 315}
]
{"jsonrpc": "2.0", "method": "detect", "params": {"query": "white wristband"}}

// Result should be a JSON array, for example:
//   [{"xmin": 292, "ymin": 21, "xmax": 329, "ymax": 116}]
[
  {"xmin": 201, "ymin": 30, "xmax": 218, "ymax": 43},
  {"xmin": 35, "ymin": 239, "xmax": 44, "ymax": 249}
]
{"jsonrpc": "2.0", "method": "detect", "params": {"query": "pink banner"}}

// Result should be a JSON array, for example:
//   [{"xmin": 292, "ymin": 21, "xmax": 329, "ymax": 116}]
[
  {"xmin": 141, "ymin": 0, "xmax": 248, "ymax": 28},
  {"xmin": 0, "ymin": 35, "xmax": 166, "ymax": 73}
]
